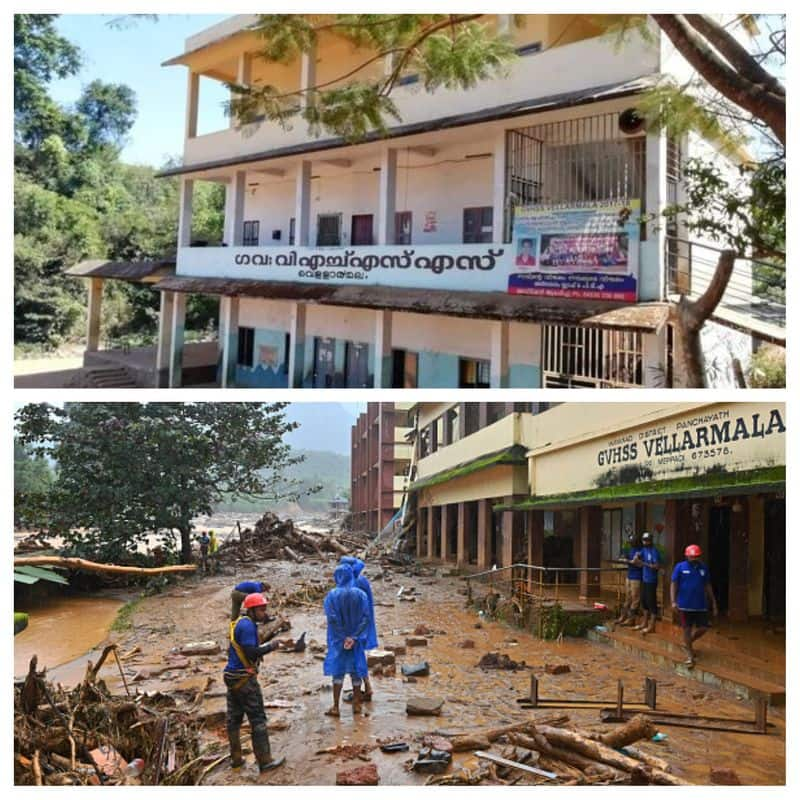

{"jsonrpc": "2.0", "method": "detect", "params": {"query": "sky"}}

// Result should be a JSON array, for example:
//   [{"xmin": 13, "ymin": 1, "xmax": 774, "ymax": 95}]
[{"xmin": 51, "ymin": 14, "xmax": 232, "ymax": 166}]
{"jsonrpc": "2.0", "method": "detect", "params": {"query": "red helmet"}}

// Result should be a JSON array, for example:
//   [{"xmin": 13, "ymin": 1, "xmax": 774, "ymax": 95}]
[
  {"xmin": 685, "ymin": 544, "xmax": 702, "ymax": 558},
  {"xmin": 243, "ymin": 593, "xmax": 267, "ymax": 609}
]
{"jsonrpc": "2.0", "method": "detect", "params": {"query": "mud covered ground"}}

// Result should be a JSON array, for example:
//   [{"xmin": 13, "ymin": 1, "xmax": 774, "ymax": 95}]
[{"xmin": 26, "ymin": 556, "xmax": 786, "ymax": 786}]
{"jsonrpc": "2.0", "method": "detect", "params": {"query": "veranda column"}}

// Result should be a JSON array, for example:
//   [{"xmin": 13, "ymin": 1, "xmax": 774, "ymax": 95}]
[
  {"xmin": 528, "ymin": 510, "xmax": 545, "ymax": 592},
  {"xmin": 441, "ymin": 504, "xmax": 452, "ymax": 562},
  {"xmin": 185, "ymin": 71, "xmax": 199, "ymax": 139},
  {"xmin": 300, "ymin": 42, "xmax": 317, "ymax": 111},
  {"xmin": 457, "ymin": 503, "xmax": 467, "ymax": 567},
  {"xmin": 178, "ymin": 178, "xmax": 195, "ymax": 248},
  {"xmin": 427, "ymin": 506, "xmax": 436, "ymax": 560},
  {"xmin": 155, "ymin": 290, "xmax": 174, "ymax": 387},
  {"xmin": 294, "ymin": 161, "xmax": 312, "ymax": 246},
  {"xmin": 578, "ymin": 505, "xmax": 603, "ymax": 600},
  {"xmin": 373, "ymin": 310, "xmax": 393, "ymax": 388},
  {"xmin": 218, "ymin": 295, "xmax": 240, "ymax": 388},
  {"xmin": 168, "ymin": 292, "xmax": 187, "ymax": 388},
  {"xmin": 492, "ymin": 128, "xmax": 507, "ymax": 244},
  {"xmin": 288, "ymin": 302, "xmax": 307, "ymax": 388},
  {"xmin": 490, "ymin": 320, "xmax": 510, "ymax": 388},
  {"xmin": 231, "ymin": 170, "xmax": 247, "ymax": 247},
  {"xmin": 417, "ymin": 506, "xmax": 427, "ymax": 558},
  {"xmin": 477, "ymin": 499, "xmax": 492, "ymax": 570},
  {"xmin": 644, "ymin": 130, "xmax": 667, "ymax": 301},
  {"xmin": 86, "ymin": 277, "xmax": 103, "ymax": 352},
  {"xmin": 377, "ymin": 147, "xmax": 397, "ymax": 244}
]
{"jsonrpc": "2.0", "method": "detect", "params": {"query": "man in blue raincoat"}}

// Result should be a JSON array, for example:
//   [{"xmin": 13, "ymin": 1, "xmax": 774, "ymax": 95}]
[
  {"xmin": 323, "ymin": 563, "xmax": 370, "ymax": 717},
  {"xmin": 341, "ymin": 555, "xmax": 378, "ymax": 702}
]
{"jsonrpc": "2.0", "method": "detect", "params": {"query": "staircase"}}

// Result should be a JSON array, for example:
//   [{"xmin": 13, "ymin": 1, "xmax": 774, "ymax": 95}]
[
  {"xmin": 589, "ymin": 624, "xmax": 785, "ymax": 704},
  {"xmin": 70, "ymin": 366, "xmax": 139, "ymax": 389}
]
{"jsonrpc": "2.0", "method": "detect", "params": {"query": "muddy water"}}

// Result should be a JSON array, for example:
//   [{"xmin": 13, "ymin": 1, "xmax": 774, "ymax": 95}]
[
  {"xmin": 107, "ymin": 561, "xmax": 785, "ymax": 786},
  {"xmin": 14, "ymin": 596, "xmax": 123, "ymax": 679}
]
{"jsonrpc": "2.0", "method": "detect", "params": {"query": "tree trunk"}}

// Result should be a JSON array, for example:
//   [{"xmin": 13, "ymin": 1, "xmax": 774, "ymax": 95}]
[
  {"xmin": 179, "ymin": 523, "xmax": 193, "ymax": 564},
  {"xmin": 597, "ymin": 714, "xmax": 656, "ymax": 749},
  {"xmin": 13, "ymin": 556, "xmax": 197, "ymax": 575}
]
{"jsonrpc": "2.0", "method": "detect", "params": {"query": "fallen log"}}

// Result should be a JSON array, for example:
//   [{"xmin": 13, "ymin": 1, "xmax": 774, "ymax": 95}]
[
  {"xmin": 320, "ymin": 536, "xmax": 348, "ymax": 555},
  {"xmin": 509, "ymin": 732, "xmax": 624, "ymax": 782},
  {"xmin": 443, "ymin": 715, "xmax": 569, "ymax": 750},
  {"xmin": 14, "ymin": 556, "xmax": 196, "ymax": 576},
  {"xmin": 283, "ymin": 546, "xmax": 303, "ymax": 564},
  {"xmin": 448, "ymin": 734, "xmax": 491, "ymax": 753},
  {"xmin": 598, "ymin": 714, "xmax": 656, "ymax": 750},
  {"xmin": 620, "ymin": 746, "xmax": 671, "ymax": 774}
]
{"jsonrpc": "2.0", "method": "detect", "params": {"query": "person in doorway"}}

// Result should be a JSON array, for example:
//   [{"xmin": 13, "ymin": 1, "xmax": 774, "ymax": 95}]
[
  {"xmin": 230, "ymin": 580, "xmax": 270, "ymax": 621},
  {"xmin": 634, "ymin": 532, "xmax": 661, "ymax": 634},
  {"xmin": 341, "ymin": 556, "xmax": 379, "ymax": 702},
  {"xmin": 198, "ymin": 531, "xmax": 211, "ymax": 573},
  {"xmin": 614, "ymin": 532, "xmax": 643, "ymax": 626},
  {"xmin": 323, "ymin": 563, "xmax": 370, "ymax": 718},
  {"xmin": 671, "ymin": 544, "xmax": 718, "ymax": 667},
  {"xmin": 224, "ymin": 593, "xmax": 286, "ymax": 772}
]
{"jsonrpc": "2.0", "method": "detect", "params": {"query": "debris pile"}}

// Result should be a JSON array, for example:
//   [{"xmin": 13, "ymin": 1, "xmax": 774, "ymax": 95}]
[
  {"xmin": 14, "ymin": 651, "xmax": 223, "ymax": 786},
  {"xmin": 477, "ymin": 652, "xmax": 527, "ymax": 671}
]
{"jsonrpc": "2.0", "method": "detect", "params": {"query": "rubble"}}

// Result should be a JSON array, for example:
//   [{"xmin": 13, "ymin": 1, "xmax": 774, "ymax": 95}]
[
  {"xmin": 406, "ymin": 697, "xmax": 444, "ymax": 716},
  {"xmin": 710, "ymin": 768, "xmax": 742, "ymax": 785},
  {"xmin": 401, "ymin": 661, "xmax": 430, "ymax": 677},
  {"xmin": 366, "ymin": 650, "xmax": 396, "ymax": 667},
  {"xmin": 405, "ymin": 637, "xmax": 428, "ymax": 647},
  {"xmin": 179, "ymin": 642, "xmax": 220, "ymax": 657},
  {"xmin": 335, "ymin": 764, "xmax": 379, "ymax": 785},
  {"xmin": 477, "ymin": 652, "xmax": 527, "ymax": 670},
  {"xmin": 545, "ymin": 663, "xmax": 571, "ymax": 675}
]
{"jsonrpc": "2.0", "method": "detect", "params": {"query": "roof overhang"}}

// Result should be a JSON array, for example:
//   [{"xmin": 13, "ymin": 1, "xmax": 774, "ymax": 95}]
[
  {"xmin": 66, "ymin": 260, "xmax": 176, "ymax": 284},
  {"xmin": 157, "ymin": 74, "xmax": 658, "ymax": 179},
  {"xmin": 153, "ymin": 276, "xmax": 664, "ymax": 330},
  {"xmin": 410, "ymin": 445, "xmax": 529, "ymax": 493}
]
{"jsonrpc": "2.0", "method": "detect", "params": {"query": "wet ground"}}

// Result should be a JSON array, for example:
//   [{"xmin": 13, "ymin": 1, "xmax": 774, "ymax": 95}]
[{"xmin": 18, "ymin": 557, "xmax": 786, "ymax": 786}]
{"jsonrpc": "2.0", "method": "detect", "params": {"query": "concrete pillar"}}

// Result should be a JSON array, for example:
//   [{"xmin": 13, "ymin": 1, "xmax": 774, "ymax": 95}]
[
  {"xmin": 427, "ymin": 506, "xmax": 436, "ymax": 560},
  {"xmin": 223, "ymin": 179, "xmax": 236, "ymax": 245},
  {"xmin": 477, "ymin": 499, "xmax": 492, "ymax": 570},
  {"xmin": 86, "ymin": 277, "xmax": 103, "ymax": 352},
  {"xmin": 288, "ymin": 302, "xmax": 307, "ymax": 388},
  {"xmin": 218, "ymin": 295, "xmax": 240, "ymax": 388},
  {"xmin": 300, "ymin": 43, "xmax": 317, "ymax": 111},
  {"xmin": 231, "ymin": 171, "xmax": 247, "ymax": 247},
  {"xmin": 155, "ymin": 290, "xmax": 175, "ymax": 387},
  {"xmin": 294, "ymin": 161, "xmax": 312, "ymax": 246},
  {"xmin": 178, "ymin": 178, "xmax": 195, "ymax": 248},
  {"xmin": 168, "ymin": 292, "xmax": 187, "ymax": 388},
  {"xmin": 501, "ymin": 497, "xmax": 525, "ymax": 568},
  {"xmin": 528, "ymin": 510, "xmax": 545, "ymax": 592},
  {"xmin": 237, "ymin": 51, "xmax": 252, "ymax": 86},
  {"xmin": 185, "ymin": 71, "xmax": 199, "ymax": 139},
  {"xmin": 373, "ymin": 310, "xmax": 393, "ymax": 388},
  {"xmin": 578, "ymin": 505, "xmax": 603, "ymax": 600},
  {"xmin": 644, "ymin": 130, "xmax": 667, "ymax": 301},
  {"xmin": 417, "ymin": 506, "xmax": 428, "ymax": 558},
  {"xmin": 490, "ymin": 320, "xmax": 510, "ymax": 388},
  {"xmin": 497, "ymin": 15, "xmax": 512, "ymax": 34},
  {"xmin": 457, "ymin": 503, "xmax": 467, "ymax": 567},
  {"xmin": 492, "ymin": 129, "xmax": 507, "ymax": 244},
  {"xmin": 729, "ymin": 497, "xmax": 750, "ymax": 622},
  {"xmin": 441, "ymin": 504, "xmax": 452, "ymax": 562},
  {"xmin": 377, "ymin": 147, "xmax": 397, "ymax": 244},
  {"xmin": 642, "ymin": 332, "xmax": 664, "ymax": 387}
]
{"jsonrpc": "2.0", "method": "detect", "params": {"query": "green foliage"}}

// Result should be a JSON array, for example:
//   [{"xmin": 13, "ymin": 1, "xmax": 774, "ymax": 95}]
[
  {"xmin": 15, "ymin": 403, "xmax": 307, "ymax": 563},
  {"xmin": 111, "ymin": 595, "xmax": 144, "ymax": 632},
  {"xmin": 748, "ymin": 345, "xmax": 785, "ymax": 388},
  {"xmin": 538, "ymin": 603, "xmax": 597, "ymax": 640},
  {"xmin": 14, "ymin": 613, "xmax": 30, "ymax": 635}
]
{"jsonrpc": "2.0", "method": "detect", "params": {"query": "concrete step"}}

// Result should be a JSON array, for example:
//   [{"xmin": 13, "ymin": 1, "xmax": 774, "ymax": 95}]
[
  {"xmin": 83, "ymin": 367, "xmax": 138, "ymax": 388},
  {"xmin": 588, "ymin": 628, "xmax": 785, "ymax": 705}
]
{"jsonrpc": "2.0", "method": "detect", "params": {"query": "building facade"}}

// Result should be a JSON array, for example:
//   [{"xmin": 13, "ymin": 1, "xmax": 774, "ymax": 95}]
[
  {"xmin": 350, "ymin": 402, "xmax": 413, "ymax": 532},
  {"xmin": 68, "ymin": 14, "xmax": 781, "ymax": 389},
  {"xmin": 411, "ymin": 402, "xmax": 785, "ymax": 622}
]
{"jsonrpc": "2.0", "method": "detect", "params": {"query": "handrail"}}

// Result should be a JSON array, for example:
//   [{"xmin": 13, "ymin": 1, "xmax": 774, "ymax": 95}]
[{"xmin": 465, "ymin": 562, "xmax": 627, "ymax": 581}]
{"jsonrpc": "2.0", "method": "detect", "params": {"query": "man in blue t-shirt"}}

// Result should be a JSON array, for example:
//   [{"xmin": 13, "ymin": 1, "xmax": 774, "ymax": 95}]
[
  {"xmin": 230, "ymin": 579, "xmax": 270, "ymax": 621},
  {"xmin": 671, "ymin": 544, "xmax": 718, "ymax": 667},
  {"xmin": 634, "ymin": 532, "xmax": 661, "ymax": 634},
  {"xmin": 614, "ymin": 533, "xmax": 643, "ymax": 626}
]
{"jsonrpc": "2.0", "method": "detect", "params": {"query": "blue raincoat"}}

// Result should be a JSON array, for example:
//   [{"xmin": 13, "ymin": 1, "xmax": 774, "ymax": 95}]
[
  {"xmin": 323, "ymin": 565, "xmax": 369, "ymax": 678},
  {"xmin": 345, "ymin": 557, "xmax": 378, "ymax": 650}
]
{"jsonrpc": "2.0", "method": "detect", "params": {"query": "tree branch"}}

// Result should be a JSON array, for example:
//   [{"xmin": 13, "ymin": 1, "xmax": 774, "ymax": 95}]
[{"xmin": 687, "ymin": 249, "xmax": 736, "ymax": 329}]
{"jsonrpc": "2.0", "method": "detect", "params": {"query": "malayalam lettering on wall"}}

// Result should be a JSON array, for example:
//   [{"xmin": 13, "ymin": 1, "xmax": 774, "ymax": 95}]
[{"xmin": 508, "ymin": 201, "xmax": 641, "ymax": 302}]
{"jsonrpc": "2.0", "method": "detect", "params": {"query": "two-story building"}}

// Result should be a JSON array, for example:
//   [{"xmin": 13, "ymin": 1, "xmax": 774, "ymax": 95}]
[{"xmin": 67, "ymin": 14, "xmax": 782, "ymax": 389}]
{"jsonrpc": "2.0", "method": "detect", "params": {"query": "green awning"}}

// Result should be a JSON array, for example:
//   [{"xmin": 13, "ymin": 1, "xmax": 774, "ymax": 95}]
[
  {"xmin": 408, "ymin": 444, "xmax": 528, "ymax": 493},
  {"xmin": 14, "ymin": 565, "xmax": 70, "ymax": 584},
  {"xmin": 494, "ymin": 466, "xmax": 785, "ymax": 511}
]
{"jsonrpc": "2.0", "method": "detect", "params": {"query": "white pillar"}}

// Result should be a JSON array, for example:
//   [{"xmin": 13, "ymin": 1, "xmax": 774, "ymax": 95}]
[
  {"xmin": 490, "ymin": 320, "xmax": 510, "ymax": 388},
  {"xmin": 300, "ymin": 43, "xmax": 317, "ymax": 110},
  {"xmin": 185, "ymin": 71, "xmax": 199, "ymax": 139},
  {"xmin": 644, "ymin": 130, "xmax": 667, "ymax": 301},
  {"xmin": 156, "ymin": 290, "xmax": 174, "ymax": 387},
  {"xmin": 288, "ymin": 303, "xmax": 307, "ymax": 387},
  {"xmin": 86, "ymin": 277, "xmax": 103, "ymax": 352},
  {"xmin": 373, "ymin": 310, "xmax": 393, "ymax": 388},
  {"xmin": 497, "ymin": 14, "xmax": 512, "ymax": 34},
  {"xmin": 218, "ymin": 296, "xmax": 240, "ymax": 388},
  {"xmin": 642, "ymin": 330, "xmax": 665, "ymax": 388},
  {"xmin": 378, "ymin": 147, "xmax": 397, "ymax": 245},
  {"xmin": 168, "ymin": 293, "xmax": 187, "ymax": 388},
  {"xmin": 295, "ymin": 161, "xmax": 312, "ymax": 246},
  {"xmin": 231, "ymin": 170, "xmax": 247, "ymax": 246},
  {"xmin": 231, "ymin": 52, "xmax": 253, "ymax": 128},
  {"xmin": 178, "ymin": 178, "xmax": 195, "ymax": 248},
  {"xmin": 492, "ymin": 129, "xmax": 507, "ymax": 244},
  {"xmin": 223, "ymin": 178, "xmax": 236, "ymax": 245}
]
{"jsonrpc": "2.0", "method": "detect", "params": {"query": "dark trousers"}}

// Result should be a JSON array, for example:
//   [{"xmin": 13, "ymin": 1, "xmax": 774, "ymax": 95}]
[
  {"xmin": 224, "ymin": 674, "xmax": 270, "ymax": 744},
  {"xmin": 231, "ymin": 590, "xmax": 247, "ymax": 620}
]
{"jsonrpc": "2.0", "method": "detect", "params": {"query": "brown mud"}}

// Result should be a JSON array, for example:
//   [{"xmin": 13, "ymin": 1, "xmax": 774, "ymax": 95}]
[{"xmin": 23, "ymin": 558, "xmax": 785, "ymax": 786}]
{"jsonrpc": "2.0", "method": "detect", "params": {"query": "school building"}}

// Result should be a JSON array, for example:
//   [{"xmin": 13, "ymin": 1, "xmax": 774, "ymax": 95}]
[{"xmin": 66, "ymin": 14, "xmax": 783, "ymax": 388}]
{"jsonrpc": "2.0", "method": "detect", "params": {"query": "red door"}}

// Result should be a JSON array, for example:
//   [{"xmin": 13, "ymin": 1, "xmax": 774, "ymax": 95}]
[{"xmin": 351, "ymin": 214, "xmax": 374, "ymax": 246}]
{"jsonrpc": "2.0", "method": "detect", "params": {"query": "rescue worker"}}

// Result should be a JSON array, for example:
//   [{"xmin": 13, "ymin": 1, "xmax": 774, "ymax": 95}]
[
  {"xmin": 323, "ymin": 564, "xmax": 370, "ymax": 718},
  {"xmin": 224, "ymin": 593, "xmax": 286, "ymax": 772},
  {"xmin": 341, "ymin": 556, "xmax": 378, "ymax": 701},
  {"xmin": 230, "ymin": 580, "xmax": 269, "ymax": 621},
  {"xmin": 614, "ymin": 533, "xmax": 643, "ymax": 626},
  {"xmin": 198, "ymin": 531, "xmax": 210, "ymax": 573},
  {"xmin": 208, "ymin": 530, "xmax": 219, "ymax": 573},
  {"xmin": 671, "ymin": 544, "xmax": 718, "ymax": 667},
  {"xmin": 634, "ymin": 531, "xmax": 661, "ymax": 634}
]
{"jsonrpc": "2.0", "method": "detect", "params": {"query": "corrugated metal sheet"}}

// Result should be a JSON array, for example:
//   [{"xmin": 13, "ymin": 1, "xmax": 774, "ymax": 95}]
[{"xmin": 66, "ymin": 260, "xmax": 176, "ymax": 282}]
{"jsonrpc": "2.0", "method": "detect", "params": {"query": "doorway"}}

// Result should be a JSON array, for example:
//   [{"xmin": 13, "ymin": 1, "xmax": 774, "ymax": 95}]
[
  {"xmin": 351, "ymin": 214, "xmax": 374, "ymax": 246},
  {"xmin": 313, "ymin": 337, "xmax": 336, "ymax": 387},
  {"xmin": 763, "ymin": 498, "xmax": 786, "ymax": 620},
  {"xmin": 708, "ymin": 505, "xmax": 731, "ymax": 614}
]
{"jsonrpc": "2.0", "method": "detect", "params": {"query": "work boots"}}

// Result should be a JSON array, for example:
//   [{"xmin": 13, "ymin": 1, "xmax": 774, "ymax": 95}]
[
  {"xmin": 252, "ymin": 726, "xmax": 285, "ymax": 772},
  {"xmin": 352, "ymin": 684, "xmax": 363, "ymax": 716},
  {"xmin": 228, "ymin": 729, "xmax": 244, "ymax": 768}
]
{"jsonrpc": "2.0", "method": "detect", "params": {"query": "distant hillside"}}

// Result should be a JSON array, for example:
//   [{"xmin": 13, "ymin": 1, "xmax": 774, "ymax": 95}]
[
  {"xmin": 284, "ymin": 404, "xmax": 362, "ymax": 456},
  {"xmin": 215, "ymin": 448, "xmax": 351, "ymax": 513}
]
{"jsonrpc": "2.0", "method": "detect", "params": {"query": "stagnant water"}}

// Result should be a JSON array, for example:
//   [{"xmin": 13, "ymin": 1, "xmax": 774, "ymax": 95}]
[{"xmin": 14, "ymin": 595, "xmax": 124, "ymax": 680}]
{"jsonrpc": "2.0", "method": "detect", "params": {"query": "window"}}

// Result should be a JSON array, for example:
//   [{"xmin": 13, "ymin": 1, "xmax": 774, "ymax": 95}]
[
  {"xmin": 237, "ymin": 326, "xmax": 255, "ymax": 367},
  {"xmin": 459, "ymin": 358, "xmax": 491, "ymax": 388},
  {"xmin": 486, "ymin": 403, "xmax": 507, "ymax": 425},
  {"xmin": 444, "ymin": 407, "xmax": 459, "ymax": 444},
  {"xmin": 463, "ymin": 207, "xmax": 493, "ymax": 243},
  {"xmin": 345, "ymin": 341, "xmax": 370, "ymax": 387},
  {"xmin": 395, "ymin": 211, "xmax": 412, "ymax": 245},
  {"xmin": 463, "ymin": 403, "xmax": 480, "ymax": 436},
  {"xmin": 392, "ymin": 350, "xmax": 418, "ymax": 388},
  {"xmin": 317, "ymin": 214, "xmax": 342, "ymax": 246},
  {"xmin": 242, "ymin": 220, "xmax": 260, "ymax": 247}
]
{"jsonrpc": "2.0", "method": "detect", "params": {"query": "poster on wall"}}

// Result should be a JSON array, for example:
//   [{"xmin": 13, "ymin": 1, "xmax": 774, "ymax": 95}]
[{"xmin": 508, "ymin": 200, "xmax": 640, "ymax": 302}]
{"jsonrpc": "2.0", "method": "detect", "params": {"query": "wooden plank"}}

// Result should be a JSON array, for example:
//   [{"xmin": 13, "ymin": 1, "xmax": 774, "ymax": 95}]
[{"xmin": 474, "ymin": 751, "xmax": 558, "ymax": 780}]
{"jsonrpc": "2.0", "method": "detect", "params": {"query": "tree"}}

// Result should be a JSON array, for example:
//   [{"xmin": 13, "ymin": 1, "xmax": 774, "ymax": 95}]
[
  {"xmin": 14, "ymin": 439, "xmax": 54, "ymax": 528},
  {"xmin": 15, "ymin": 403, "xmax": 309, "ymax": 564},
  {"xmin": 75, "ymin": 80, "xmax": 137, "ymax": 149}
]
